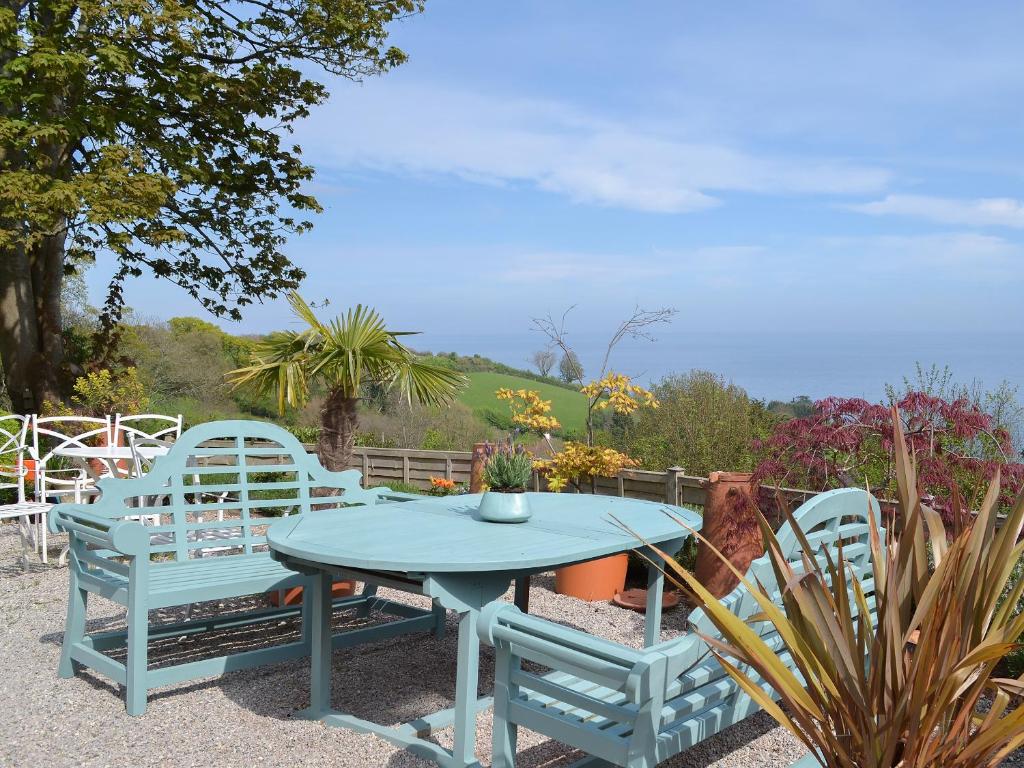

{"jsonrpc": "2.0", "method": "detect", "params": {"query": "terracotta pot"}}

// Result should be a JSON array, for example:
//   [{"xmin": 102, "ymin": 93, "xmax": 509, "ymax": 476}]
[
  {"xmin": 694, "ymin": 471, "xmax": 763, "ymax": 599},
  {"xmin": 611, "ymin": 588, "xmax": 682, "ymax": 613},
  {"xmin": 555, "ymin": 554, "xmax": 628, "ymax": 601},
  {"xmin": 268, "ymin": 579, "xmax": 358, "ymax": 607}
]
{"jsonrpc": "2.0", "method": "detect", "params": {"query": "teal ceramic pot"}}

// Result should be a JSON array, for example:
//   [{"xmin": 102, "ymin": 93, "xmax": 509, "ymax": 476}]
[{"xmin": 478, "ymin": 491, "xmax": 532, "ymax": 523}]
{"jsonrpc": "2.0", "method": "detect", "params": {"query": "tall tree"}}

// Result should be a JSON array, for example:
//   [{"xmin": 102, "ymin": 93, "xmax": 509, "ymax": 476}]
[
  {"xmin": 558, "ymin": 351, "xmax": 583, "ymax": 384},
  {"xmin": 530, "ymin": 348, "xmax": 555, "ymax": 378},
  {"xmin": 0, "ymin": 0, "xmax": 421, "ymax": 412}
]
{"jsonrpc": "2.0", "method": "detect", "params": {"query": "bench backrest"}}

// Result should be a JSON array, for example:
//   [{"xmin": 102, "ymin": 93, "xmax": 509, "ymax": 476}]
[
  {"xmin": 688, "ymin": 485, "xmax": 885, "ymax": 652},
  {"xmin": 90, "ymin": 419, "xmax": 381, "ymax": 561}
]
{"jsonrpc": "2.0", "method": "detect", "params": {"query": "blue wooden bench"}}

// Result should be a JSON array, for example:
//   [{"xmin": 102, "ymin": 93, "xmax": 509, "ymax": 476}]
[
  {"xmin": 478, "ymin": 488, "xmax": 883, "ymax": 768},
  {"xmin": 49, "ymin": 420, "xmax": 443, "ymax": 716}
]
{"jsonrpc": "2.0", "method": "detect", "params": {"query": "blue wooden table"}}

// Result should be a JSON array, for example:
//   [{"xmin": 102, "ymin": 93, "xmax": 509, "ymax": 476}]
[{"xmin": 267, "ymin": 492, "xmax": 701, "ymax": 768}]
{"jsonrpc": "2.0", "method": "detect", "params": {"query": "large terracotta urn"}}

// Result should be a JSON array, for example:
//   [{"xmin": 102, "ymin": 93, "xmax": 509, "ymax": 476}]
[{"xmin": 694, "ymin": 471, "xmax": 764, "ymax": 598}]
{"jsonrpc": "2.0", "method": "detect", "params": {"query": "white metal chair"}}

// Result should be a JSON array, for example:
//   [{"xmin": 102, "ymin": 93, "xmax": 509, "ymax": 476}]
[
  {"xmin": 29, "ymin": 415, "xmax": 111, "ymax": 563},
  {"xmin": 0, "ymin": 415, "xmax": 51, "ymax": 567},
  {"xmin": 113, "ymin": 413, "xmax": 183, "ymax": 445}
]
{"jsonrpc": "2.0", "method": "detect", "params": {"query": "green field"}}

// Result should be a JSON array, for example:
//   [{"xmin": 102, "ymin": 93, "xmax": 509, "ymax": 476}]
[{"xmin": 458, "ymin": 372, "xmax": 587, "ymax": 434}]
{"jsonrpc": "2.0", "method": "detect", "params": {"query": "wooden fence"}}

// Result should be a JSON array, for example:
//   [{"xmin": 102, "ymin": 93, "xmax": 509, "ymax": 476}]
[
  {"xmin": 203, "ymin": 441, "xmax": 984, "ymax": 527},
  {"xmin": 342, "ymin": 445, "xmax": 824, "ymax": 517},
  {"xmin": 350, "ymin": 446, "xmax": 474, "ymax": 489}
]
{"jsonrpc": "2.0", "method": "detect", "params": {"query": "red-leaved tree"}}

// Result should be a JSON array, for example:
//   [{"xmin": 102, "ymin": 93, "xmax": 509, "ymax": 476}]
[{"xmin": 754, "ymin": 392, "xmax": 1024, "ymax": 517}]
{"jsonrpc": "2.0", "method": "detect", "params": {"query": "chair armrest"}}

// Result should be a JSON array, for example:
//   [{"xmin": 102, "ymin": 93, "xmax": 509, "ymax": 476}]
[
  {"xmin": 48, "ymin": 504, "xmax": 150, "ymax": 556},
  {"xmin": 39, "ymin": 466, "xmax": 89, "ymax": 482},
  {"xmin": 478, "ymin": 604, "xmax": 674, "ymax": 703},
  {"xmin": 373, "ymin": 488, "xmax": 422, "ymax": 502}
]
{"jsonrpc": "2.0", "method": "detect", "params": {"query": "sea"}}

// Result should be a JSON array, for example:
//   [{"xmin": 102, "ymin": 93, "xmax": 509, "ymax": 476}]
[{"xmin": 419, "ymin": 330, "xmax": 1024, "ymax": 404}]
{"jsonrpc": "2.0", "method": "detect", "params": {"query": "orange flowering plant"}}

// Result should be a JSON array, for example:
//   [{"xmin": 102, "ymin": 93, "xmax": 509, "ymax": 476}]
[{"xmin": 427, "ymin": 476, "xmax": 464, "ymax": 496}]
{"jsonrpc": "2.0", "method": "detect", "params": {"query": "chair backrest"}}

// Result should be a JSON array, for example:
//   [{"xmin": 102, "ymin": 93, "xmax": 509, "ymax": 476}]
[
  {"xmin": 31, "ymin": 415, "xmax": 113, "ymax": 464},
  {"xmin": 0, "ymin": 414, "xmax": 30, "ymax": 502},
  {"xmin": 89, "ymin": 419, "xmax": 381, "ymax": 561},
  {"xmin": 31, "ymin": 415, "xmax": 113, "ymax": 497},
  {"xmin": 688, "ymin": 487, "xmax": 884, "ymax": 638},
  {"xmin": 114, "ymin": 413, "xmax": 183, "ymax": 444}
]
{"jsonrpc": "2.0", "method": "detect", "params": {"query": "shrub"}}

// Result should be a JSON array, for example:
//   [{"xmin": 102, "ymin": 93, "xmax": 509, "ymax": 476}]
[
  {"xmin": 755, "ymin": 392, "xmax": 1024, "ymax": 518},
  {"xmin": 72, "ymin": 367, "xmax": 149, "ymax": 416},
  {"xmin": 534, "ymin": 442, "xmax": 637, "ymax": 492},
  {"xmin": 623, "ymin": 370, "xmax": 775, "ymax": 475}
]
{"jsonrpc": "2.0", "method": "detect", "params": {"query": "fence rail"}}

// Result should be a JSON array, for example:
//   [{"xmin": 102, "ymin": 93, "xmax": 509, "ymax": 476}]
[{"xmin": 345, "ymin": 445, "xmax": 825, "ymax": 517}]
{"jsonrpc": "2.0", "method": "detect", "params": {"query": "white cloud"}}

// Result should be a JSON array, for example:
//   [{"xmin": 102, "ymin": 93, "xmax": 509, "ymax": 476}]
[
  {"xmin": 848, "ymin": 194, "xmax": 1024, "ymax": 229},
  {"xmin": 296, "ymin": 82, "xmax": 891, "ymax": 214}
]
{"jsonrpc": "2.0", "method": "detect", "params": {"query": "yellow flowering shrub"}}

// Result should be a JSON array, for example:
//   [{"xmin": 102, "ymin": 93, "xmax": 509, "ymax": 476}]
[
  {"xmin": 534, "ymin": 441, "xmax": 638, "ymax": 492},
  {"xmin": 580, "ymin": 372, "xmax": 659, "ymax": 415},
  {"xmin": 72, "ymin": 368, "xmax": 149, "ymax": 417},
  {"xmin": 495, "ymin": 388, "xmax": 561, "ymax": 432}
]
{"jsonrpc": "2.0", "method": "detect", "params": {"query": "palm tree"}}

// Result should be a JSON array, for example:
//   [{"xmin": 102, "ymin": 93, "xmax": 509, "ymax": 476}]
[{"xmin": 228, "ymin": 292, "xmax": 467, "ymax": 471}]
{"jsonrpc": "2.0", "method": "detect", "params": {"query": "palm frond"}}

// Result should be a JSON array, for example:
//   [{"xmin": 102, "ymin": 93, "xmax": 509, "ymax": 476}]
[
  {"xmin": 226, "ymin": 330, "xmax": 314, "ymax": 414},
  {"xmin": 226, "ymin": 291, "xmax": 467, "ymax": 411}
]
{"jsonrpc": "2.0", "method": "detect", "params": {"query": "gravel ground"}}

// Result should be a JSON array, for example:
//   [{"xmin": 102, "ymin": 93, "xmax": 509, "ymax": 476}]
[{"xmin": 0, "ymin": 521, "xmax": 1008, "ymax": 768}]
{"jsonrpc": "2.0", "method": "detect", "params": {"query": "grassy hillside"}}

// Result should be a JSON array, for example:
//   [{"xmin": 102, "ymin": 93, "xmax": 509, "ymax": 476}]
[{"xmin": 459, "ymin": 372, "xmax": 587, "ymax": 434}]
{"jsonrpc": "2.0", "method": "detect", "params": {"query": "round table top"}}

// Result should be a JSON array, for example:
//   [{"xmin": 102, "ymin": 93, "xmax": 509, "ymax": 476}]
[
  {"xmin": 53, "ymin": 445, "xmax": 168, "ymax": 460},
  {"xmin": 267, "ymin": 492, "xmax": 702, "ymax": 574}
]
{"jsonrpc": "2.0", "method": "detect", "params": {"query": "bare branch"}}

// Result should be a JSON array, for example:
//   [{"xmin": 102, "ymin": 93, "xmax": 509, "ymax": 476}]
[{"xmin": 599, "ymin": 305, "xmax": 677, "ymax": 379}]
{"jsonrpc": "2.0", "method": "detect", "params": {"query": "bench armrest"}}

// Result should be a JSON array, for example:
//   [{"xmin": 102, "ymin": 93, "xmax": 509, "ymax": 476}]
[
  {"xmin": 48, "ymin": 504, "xmax": 150, "ymax": 556},
  {"xmin": 373, "ymin": 488, "xmax": 422, "ymax": 503},
  {"xmin": 478, "ymin": 604, "xmax": 678, "ymax": 703}
]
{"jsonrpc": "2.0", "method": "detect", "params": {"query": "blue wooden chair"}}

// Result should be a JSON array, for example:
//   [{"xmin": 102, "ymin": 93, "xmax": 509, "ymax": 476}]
[
  {"xmin": 478, "ymin": 488, "xmax": 883, "ymax": 768},
  {"xmin": 49, "ymin": 419, "xmax": 443, "ymax": 715}
]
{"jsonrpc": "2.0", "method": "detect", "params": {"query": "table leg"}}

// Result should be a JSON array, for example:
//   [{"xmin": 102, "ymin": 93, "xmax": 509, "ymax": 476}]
[
  {"xmin": 309, "ymin": 570, "xmax": 334, "ymax": 713},
  {"xmin": 641, "ymin": 537, "xmax": 685, "ymax": 648},
  {"xmin": 644, "ymin": 558, "xmax": 665, "ymax": 647},
  {"xmin": 513, "ymin": 576, "xmax": 530, "ymax": 612},
  {"xmin": 452, "ymin": 608, "xmax": 482, "ymax": 767}
]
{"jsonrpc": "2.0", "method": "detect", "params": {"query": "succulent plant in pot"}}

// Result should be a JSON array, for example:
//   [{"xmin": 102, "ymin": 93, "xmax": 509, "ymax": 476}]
[{"xmin": 479, "ymin": 443, "xmax": 534, "ymax": 523}]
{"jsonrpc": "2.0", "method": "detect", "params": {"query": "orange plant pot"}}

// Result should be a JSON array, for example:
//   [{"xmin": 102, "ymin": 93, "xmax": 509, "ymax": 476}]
[
  {"xmin": 268, "ymin": 579, "xmax": 358, "ymax": 607},
  {"xmin": 554, "ymin": 554, "xmax": 629, "ymax": 601}
]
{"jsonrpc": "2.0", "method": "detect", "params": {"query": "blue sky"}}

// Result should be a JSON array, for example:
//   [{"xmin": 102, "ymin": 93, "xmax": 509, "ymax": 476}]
[{"xmin": 88, "ymin": 1, "xmax": 1024, "ymax": 362}]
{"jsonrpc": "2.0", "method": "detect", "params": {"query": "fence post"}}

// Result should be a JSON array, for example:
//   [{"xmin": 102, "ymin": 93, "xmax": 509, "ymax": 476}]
[
  {"xmin": 361, "ymin": 452, "xmax": 370, "ymax": 488},
  {"xmin": 402, "ymin": 454, "xmax": 411, "ymax": 485},
  {"xmin": 665, "ymin": 466, "xmax": 684, "ymax": 505},
  {"xmin": 470, "ymin": 442, "xmax": 488, "ymax": 493},
  {"xmin": 445, "ymin": 457, "xmax": 453, "ymax": 481}
]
